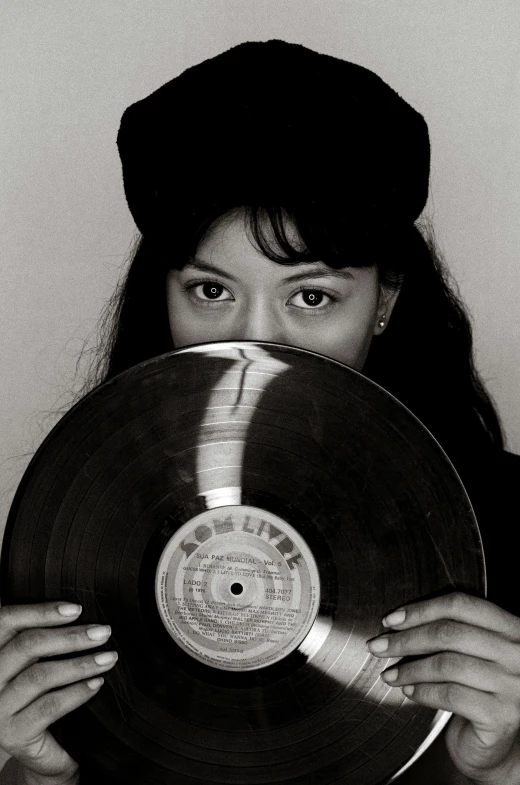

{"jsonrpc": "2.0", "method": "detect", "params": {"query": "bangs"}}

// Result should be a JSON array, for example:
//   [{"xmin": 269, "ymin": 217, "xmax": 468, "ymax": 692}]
[
  {"xmin": 175, "ymin": 202, "xmax": 409, "ymax": 289},
  {"xmin": 242, "ymin": 204, "xmax": 388, "ymax": 269},
  {"xmin": 242, "ymin": 204, "xmax": 373, "ymax": 270}
]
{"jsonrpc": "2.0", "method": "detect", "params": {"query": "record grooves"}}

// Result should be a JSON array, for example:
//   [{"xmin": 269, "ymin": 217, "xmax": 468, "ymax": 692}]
[{"xmin": 1, "ymin": 341, "xmax": 485, "ymax": 784}]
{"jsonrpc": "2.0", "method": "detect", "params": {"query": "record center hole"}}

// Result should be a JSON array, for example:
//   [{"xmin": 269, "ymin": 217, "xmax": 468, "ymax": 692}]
[{"xmin": 230, "ymin": 583, "xmax": 243, "ymax": 596}]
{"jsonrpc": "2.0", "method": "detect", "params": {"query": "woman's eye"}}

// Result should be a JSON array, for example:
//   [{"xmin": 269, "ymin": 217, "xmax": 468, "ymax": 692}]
[
  {"xmin": 290, "ymin": 289, "xmax": 332, "ymax": 309},
  {"xmin": 191, "ymin": 282, "xmax": 233, "ymax": 302}
]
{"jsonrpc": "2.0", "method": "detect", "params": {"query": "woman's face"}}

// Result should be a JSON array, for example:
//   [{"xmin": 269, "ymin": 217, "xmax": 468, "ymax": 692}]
[{"xmin": 166, "ymin": 213, "xmax": 397, "ymax": 370}]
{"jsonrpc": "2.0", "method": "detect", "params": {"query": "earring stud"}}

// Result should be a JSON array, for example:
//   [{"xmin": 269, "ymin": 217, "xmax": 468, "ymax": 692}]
[{"xmin": 378, "ymin": 315, "xmax": 386, "ymax": 329}]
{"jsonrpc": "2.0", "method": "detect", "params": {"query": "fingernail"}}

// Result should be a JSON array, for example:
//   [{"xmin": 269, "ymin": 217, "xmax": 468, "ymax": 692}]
[
  {"xmin": 86, "ymin": 625, "xmax": 111, "ymax": 641},
  {"xmin": 94, "ymin": 651, "xmax": 118, "ymax": 666},
  {"xmin": 402, "ymin": 685, "xmax": 415, "ymax": 697},
  {"xmin": 381, "ymin": 667, "xmax": 398, "ymax": 683},
  {"xmin": 58, "ymin": 603, "xmax": 82, "ymax": 616},
  {"xmin": 87, "ymin": 677, "xmax": 104, "ymax": 690},
  {"xmin": 367, "ymin": 636, "xmax": 389, "ymax": 654},
  {"xmin": 382, "ymin": 609, "xmax": 406, "ymax": 627}
]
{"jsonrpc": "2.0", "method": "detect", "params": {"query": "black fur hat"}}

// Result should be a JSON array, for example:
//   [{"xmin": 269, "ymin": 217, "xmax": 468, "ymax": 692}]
[{"xmin": 117, "ymin": 40, "xmax": 430, "ymax": 237}]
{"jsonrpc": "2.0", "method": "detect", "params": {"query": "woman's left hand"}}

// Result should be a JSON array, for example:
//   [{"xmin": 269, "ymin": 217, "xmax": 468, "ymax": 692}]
[{"xmin": 368, "ymin": 592, "xmax": 520, "ymax": 784}]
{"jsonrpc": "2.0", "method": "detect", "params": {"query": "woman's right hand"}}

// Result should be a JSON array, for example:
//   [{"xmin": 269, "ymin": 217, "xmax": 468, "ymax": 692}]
[{"xmin": 0, "ymin": 601, "xmax": 118, "ymax": 785}]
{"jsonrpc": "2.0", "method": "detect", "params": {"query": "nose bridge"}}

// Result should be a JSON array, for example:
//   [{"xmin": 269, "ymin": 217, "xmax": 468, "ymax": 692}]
[{"xmin": 241, "ymin": 296, "xmax": 285, "ymax": 343}]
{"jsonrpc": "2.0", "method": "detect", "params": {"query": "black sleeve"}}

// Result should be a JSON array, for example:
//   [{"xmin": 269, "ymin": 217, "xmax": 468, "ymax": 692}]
[{"xmin": 469, "ymin": 451, "xmax": 520, "ymax": 617}]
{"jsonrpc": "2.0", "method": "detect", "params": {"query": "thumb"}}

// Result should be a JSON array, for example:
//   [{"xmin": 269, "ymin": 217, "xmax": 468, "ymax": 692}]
[
  {"xmin": 15, "ymin": 731, "xmax": 78, "ymax": 783},
  {"xmin": 446, "ymin": 715, "xmax": 516, "ymax": 776}
]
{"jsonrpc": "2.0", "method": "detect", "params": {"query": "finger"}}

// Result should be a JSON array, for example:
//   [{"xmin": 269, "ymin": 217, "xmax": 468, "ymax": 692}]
[
  {"xmin": 16, "ymin": 677, "xmax": 105, "ymax": 734},
  {"xmin": 367, "ymin": 621, "xmax": 520, "ymax": 673},
  {"xmin": 0, "ymin": 651, "xmax": 118, "ymax": 715},
  {"xmin": 382, "ymin": 592, "xmax": 520, "ymax": 639},
  {"xmin": 401, "ymin": 682, "xmax": 519, "ymax": 745},
  {"xmin": 3, "ymin": 678, "xmax": 104, "ymax": 773},
  {"xmin": 381, "ymin": 652, "xmax": 519, "ymax": 696},
  {"xmin": 0, "ymin": 624, "xmax": 112, "ymax": 689},
  {"xmin": 0, "ymin": 602, "xmax": 82, "ymax": 648}
]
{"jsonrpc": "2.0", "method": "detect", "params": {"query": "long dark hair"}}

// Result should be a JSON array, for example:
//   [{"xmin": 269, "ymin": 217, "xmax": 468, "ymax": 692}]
[{"xmin": 88, "ymin": 204, "xmax": 503, "ymax": 487}]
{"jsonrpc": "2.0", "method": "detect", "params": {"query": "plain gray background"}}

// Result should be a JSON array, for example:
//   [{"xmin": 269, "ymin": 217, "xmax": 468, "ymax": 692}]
[
  {"xmin": 1, "ymin": 0, "xmax": 519, "ymax": 542},
  {"xmin": 0, "ymin": 0, "xmax": 519, "ymax": 773}
]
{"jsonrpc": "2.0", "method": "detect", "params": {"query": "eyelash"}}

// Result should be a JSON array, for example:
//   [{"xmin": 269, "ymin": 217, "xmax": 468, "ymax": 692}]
[
  {"xmin": 182, "ymin": 279, "xmax": 338, "ymax": 311},
  {"xmin": 291, "ymin": 287, "xmax": 337, "ymax": 312},
  {"xmin": 182, "ymin": 280, "xmax": 233, "ymax": 307}
]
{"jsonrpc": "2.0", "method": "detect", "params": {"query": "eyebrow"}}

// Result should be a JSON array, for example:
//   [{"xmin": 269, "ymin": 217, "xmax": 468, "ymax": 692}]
[{"xmin": 183, "ymin": 258, "xmax": 354, "ymax": 284}]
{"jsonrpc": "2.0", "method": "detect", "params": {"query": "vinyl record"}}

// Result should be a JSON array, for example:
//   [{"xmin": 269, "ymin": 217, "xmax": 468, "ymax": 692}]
[{"xmin": 1, "ymin": 342, "xmax": 485, "ymax": 784}]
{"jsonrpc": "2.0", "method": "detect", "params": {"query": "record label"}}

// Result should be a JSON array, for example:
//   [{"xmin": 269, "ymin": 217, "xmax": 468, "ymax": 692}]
[{"xmin": 155, "ymin": 505, "xmax": 320, "ymax": 670}]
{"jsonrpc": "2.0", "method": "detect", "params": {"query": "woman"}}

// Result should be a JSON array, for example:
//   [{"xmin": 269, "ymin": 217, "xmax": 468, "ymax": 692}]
[{"xmin": 1, "ymin": 40, "xmax": 519, "ymax": 784}]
